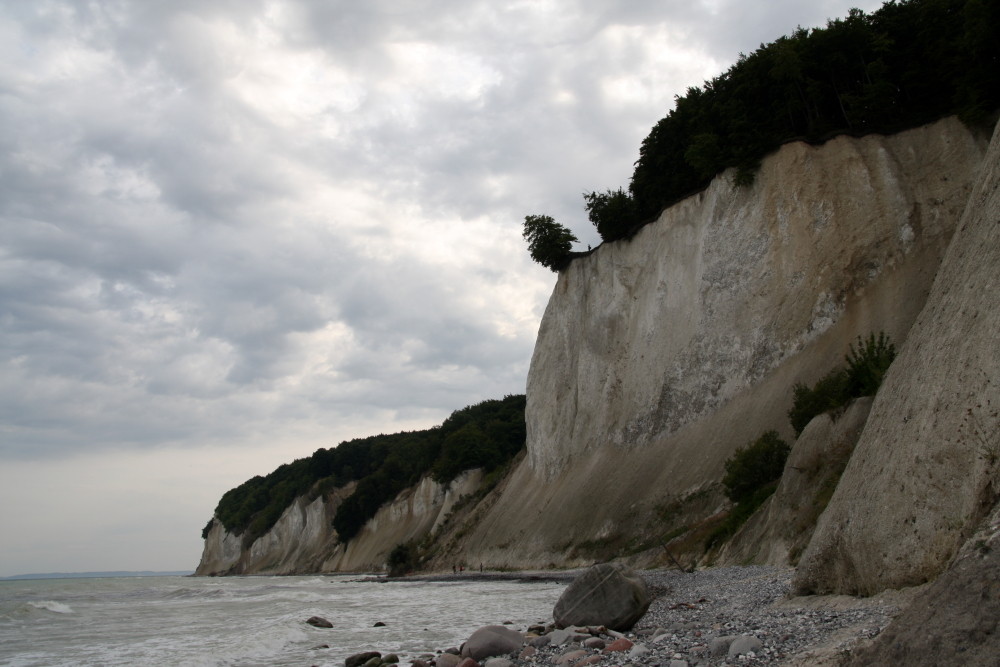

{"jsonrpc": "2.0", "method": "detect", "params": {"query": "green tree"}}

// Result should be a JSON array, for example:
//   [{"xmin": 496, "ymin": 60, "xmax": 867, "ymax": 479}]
[
  {"xmin": 583, "ymin": 188, "xmax": 637, "ymax": 242},
  {"xmin": 522, "ymin": 214, "xmax": 578, "ymax": 271}
]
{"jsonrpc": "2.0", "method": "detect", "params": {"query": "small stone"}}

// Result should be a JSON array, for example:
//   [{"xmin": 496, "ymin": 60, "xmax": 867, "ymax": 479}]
[
  {"xmin": 306, "ymin": 616, "xmax": 333, "ymax": 628},
  {"xmin": 728, "ymin": 636, "xmax": 763, "ymax": 658},
  {"xmin": 628, "ymin": 644, "xmax": 649, "ymax": 658},
  {"xmin": 572, "ymin": 657, "xmax": 602, "ymax": 667},
  {"xmin": 518, "ymin": 646, "xmax": 537, "ymax": 660},
  {"xmin": 410, "ymin": 661, "xmax": 431, "ymax": 667},
  {"xmin": 346, "ymin": 652, "xmax": 381, "ymax": 667},
  {"xmin": 374, "ymin": 621, "xmax": 387, "ymax": 627},
  {"xmin": 383, "ymin": 655, "xmax": 399, "ymax": 664},
  {"xmin": 669, "ymin": 661, "xmax": 689, "ymax": 667},
  {"xmin": 456, "ymin": 659, "xmax": 479, "ymax": 667},
  {"xmin": 435, "ymin": 653, "xmax": 461, "ymax": 667},
  {"xmin": 529, "ymin": 635, "xmax": 551, "ymax": 648},
  {"xmin": 709, "ymin": 636, "xmax": 735, "ymax": 658},
  {"xmin": 362, "ymin": 657, "xmax": 382, "ymax": 667},
  {"xmin": 484, "ymin": 659, "xmax": 512, "ymax": 667},
  {"xmin": 602, "ymin": 638, "xmax": 634, "ymax": 653},
  {"xmin": 582, "ymin": 637, "xmax": 605, "ymax": 650},
  {"xmin": 553, "ymin": 649, "xmax": 587, "ymax": 665},
  {"xmin": 312, "ymin": 645, "xmax": 330, "ymax": 650}
]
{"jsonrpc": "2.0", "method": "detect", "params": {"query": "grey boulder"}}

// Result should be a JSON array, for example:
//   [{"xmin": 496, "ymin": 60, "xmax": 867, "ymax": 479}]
[
  {"xmin": 460, "ymin": 625, "xmax": 525, "ymax": 661},
  {"xmin": 553, "ymin": 563, "xmax": 651, "ymax": 631}
]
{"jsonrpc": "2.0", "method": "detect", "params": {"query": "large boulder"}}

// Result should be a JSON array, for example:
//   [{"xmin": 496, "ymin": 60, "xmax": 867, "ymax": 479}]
[
  {"xmin": 553, "ymin": 563, "xmax": 651, "ymax": 631},
  {"xmin": 460, "ymin": 625, "xmax": 525, "ymax": 661}
]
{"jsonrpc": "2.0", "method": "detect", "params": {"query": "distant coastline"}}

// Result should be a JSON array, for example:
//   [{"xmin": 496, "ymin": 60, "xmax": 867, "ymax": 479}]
[{"xmin": 2, "ymin": 570, "xmax": 193, "ymax": 581}]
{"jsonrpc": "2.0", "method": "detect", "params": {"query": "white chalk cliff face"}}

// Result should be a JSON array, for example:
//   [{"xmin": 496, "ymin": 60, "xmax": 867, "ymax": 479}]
[
  {"xmin": 444, "ymin": 117, "xmax": 990, "ymax": 569},
  {"xmin": 198, "ymin": 116, "xmax": 995, "ymax": 581},
  {"xmin": 196, "ymin": 471, "xmax": 481, "ymax": 575},
  {"xmin": 794, "ymin": 118, "xmax": 1000, "ymax": 596}
]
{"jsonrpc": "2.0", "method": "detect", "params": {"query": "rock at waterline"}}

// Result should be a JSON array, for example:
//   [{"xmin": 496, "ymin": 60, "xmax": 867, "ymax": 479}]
[
  {"xmin": 435, "ymin": 653, "xmax": 461, "ymax": 667},
  {"xmin": 374, "ymin": 621, "xmax": 387, "ymax": 627},
  {"xmin": 460, "ymin": 625, "xmax": 525, "ymax": 661},
  {"xmin": 306, "ymin": 616, "xmax": 333, "ymax": 628},
  {"xmin": 345, "ymin": 651, "xmax": 381, "ymax": 667},
  {"xmin": 553, "ymin": 563, "xmax": 651, "ymax": 631}
]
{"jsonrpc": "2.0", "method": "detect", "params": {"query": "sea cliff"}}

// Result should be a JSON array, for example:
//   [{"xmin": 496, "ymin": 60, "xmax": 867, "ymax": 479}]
[{"xmin": 198, "ymin": 116, "xmax": 997, "ymax": 590}]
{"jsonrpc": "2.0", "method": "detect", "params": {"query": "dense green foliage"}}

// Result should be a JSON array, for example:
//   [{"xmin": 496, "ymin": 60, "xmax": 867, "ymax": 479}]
[
  {"xmin": 706, "ymin": 431, "xmax": 791, "ymax": 550},
  {"xmin": 789, "ymin": 333, "xmax": 897, "ymax": 435},
  {"xmin": 387, "ymin": 541, "xmax": 418, "ymax": 577},
  {"xmin": 522, "ymin": 214, "xmax": 578, "ymax": 271},
  {"xmin": 211, "ymin": 395, "xmax": 526, "ymax": 546},
  {"xmin": 577, "ymin": 0, "xmax": 999, "ymax": 243},
  {"xmin": 845, "ymin": 331, "xmax": 897, "ymax": 397},
  {"xmin": 722, "ymin": 430, "xmax": 791, "ymax": 504}
]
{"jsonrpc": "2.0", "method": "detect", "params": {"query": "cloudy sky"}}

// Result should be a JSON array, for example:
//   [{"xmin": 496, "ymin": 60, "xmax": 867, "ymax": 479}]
[{"xmin": 0, "ymin": 0, "xmax": 884, "ymax": 577}]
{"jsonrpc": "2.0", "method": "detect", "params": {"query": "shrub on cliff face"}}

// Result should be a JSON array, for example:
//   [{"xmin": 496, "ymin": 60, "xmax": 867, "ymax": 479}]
[
  {"xmin": 722, "ymin": 430, "xmax": 791, "ymax": 504},
  {"xmin": 789, "ymin": 333, "xmax": 897, "ymax": 435},
  {"xmin": 845, "ymin": 332, "xmax": 897, "ymax": 397}
]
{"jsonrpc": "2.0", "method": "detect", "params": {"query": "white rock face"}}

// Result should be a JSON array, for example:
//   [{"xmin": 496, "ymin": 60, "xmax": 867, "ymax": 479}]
[
  {"xmin": 194, "ymin": 470, "xmax": 482, "ymax": 575},
  {"xmin": 447, "ymin": 118, "xmax": 989, "ymax": 568},
  {"xmin": 794, "ymin": 120, "xmax": 1000, "ymax": 596}
]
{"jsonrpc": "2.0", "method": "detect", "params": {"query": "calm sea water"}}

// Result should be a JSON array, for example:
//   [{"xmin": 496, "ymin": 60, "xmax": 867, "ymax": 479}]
[{"xmin": 0, "ymin": 574, "xmax": 565, "ymax": 667}]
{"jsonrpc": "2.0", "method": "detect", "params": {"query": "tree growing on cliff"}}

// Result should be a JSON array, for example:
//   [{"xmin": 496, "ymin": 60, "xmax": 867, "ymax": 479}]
[
  {"xmin": 522, "ymin": 214, "xmax": 578, "ymax": 271},
  {"xmin": 584, "ymin": 188, "xmax": 637, "ymax": 242}
]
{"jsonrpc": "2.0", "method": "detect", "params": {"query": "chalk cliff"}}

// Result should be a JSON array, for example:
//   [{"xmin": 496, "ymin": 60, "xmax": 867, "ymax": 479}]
[
  {"xmin": 198, "ymin": 116, "xmax": 996, "ymax": 584},
  {"xmin": 794, "ymin": 117, "xmax": 1000, "ymax": 596},
  {"xmin": 196, "ymin": 470, "xmax": 481, "ymax": 575},
  {"xmin": 431, "ymin": 117, "xmax": 990, "ymax": 570}
]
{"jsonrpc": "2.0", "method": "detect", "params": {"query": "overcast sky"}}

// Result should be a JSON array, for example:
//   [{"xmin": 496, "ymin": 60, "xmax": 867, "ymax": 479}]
[{"xmin": 0, "ymin": 0, "xmax": 885, "ymax": 577}]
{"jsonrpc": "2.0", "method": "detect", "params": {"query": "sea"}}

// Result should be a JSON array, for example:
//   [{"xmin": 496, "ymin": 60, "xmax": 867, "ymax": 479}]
[{"xmin": 0, "ymin": 574, "xmax": 565, "ymax": 667}]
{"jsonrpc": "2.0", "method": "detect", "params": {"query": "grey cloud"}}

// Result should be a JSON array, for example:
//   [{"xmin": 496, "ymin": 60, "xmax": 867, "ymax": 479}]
[{"xmin": 1, "ymin": 0, "xmax": 881, "ymax": 466}]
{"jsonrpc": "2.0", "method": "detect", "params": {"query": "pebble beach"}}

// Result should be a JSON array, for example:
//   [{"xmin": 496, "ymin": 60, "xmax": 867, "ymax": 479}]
[{"xmin": 368, "ymin": 565, "xmax": 919, "ymax": 667}]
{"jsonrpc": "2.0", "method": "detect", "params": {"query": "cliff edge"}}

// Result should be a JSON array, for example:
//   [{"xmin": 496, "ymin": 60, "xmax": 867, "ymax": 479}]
[{"xmin": 429, "ymin": 117, "xmax": 989, "ymax": 570}]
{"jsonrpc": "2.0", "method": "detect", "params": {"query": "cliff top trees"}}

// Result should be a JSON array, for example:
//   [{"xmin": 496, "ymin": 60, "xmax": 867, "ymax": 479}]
[
  {"xmin": 522, "ymin": 214, "xmax": 578, "ymax": 271},
  {"xmin": 524, "ymin": 0, "xmax": 1000, "ymax": 256}
]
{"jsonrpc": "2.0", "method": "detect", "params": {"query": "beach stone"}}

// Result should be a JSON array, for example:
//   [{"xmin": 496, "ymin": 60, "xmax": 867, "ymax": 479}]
[
  {"xmin": 582, "ymin": 637, "xmax": 605, "ymax": 650},
  {"xmin": 728, "ymin": 635, "xmax": 763, "ymax": 657},
  {"xmin": 553, "ymin": 649, "xmax": 587, "ymax": 665},
  {"xmin": 573, "ymin": 656, "xmax": 602, "ymax": 667},
  {"xmin": 411, "ymin": 662, "xmax": 430, "ymax": 667},
  {"xmin": 307, "ymin": 616, "xmax": 333, "ymax": 628},
  {"xmin": 484, "ymin": 659, "xmax": 512, "ymax": 667},
  {"xmin": 669, "ymin": 661, "xmax": 689, "ymax": 667},
  {"xmin": 628, "ymin": 644, "xmax": 650, "ymax": 658},
  {"xmin": 709, "ymin": 636, "xmax": 735, "ymax": 657},
  {"xmin": 346, "ymin": 652, "xmax": 381, "ymax": 667},
  {"xmin": 374, "ymin": 621, "xmax": 387, "ymax": 627},
  {"xmin": 383, "ymin": 655, "xmax": 399, "ymax": 664},
  {"xmin": 553, "ymin": 563, "xmax": 651, "ymax": 631},
  {"xmin": 461, "ymin": 625, "xmax": 525, "ymax": 661},
  {"xmin": 435, "ymin": 654, "xmax": 461, "ymax": 667},
  {"xmin": 457, "ymin": 659, "xmax": 479, "ymax": 667},
  {"xmin": 518, "ymin": 646, "xmax": 537, "ymax": 660},
  {"xmin": 548, "ymin": 627, "xmax": 590, "ymax": 645},
  {"xmin": 362, "ymin": 658, "xmax": 382, "ymax": 667},
  {"xmin": 529, "ymin": 635, "xmax": 551, "ymax": 648},
  {"xmin": 601, "ymin": 638, "xmax": 634, "ymax": 653}
]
